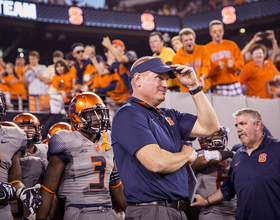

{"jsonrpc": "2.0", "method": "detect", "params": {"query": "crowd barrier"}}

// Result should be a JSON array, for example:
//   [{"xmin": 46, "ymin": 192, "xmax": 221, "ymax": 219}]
[
  {"xmin": 4, "ymin": 92, "xmax": 279, "ymax": 148},
  {"xmin": 159, "ymin": 92, "xmax": 280, "ymax": 150}
]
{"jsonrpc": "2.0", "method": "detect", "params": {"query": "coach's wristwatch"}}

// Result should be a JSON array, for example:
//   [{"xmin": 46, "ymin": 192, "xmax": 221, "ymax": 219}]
[{"xmin": 189, "ymin": 85, "xmax": 203, "ymax": 95}]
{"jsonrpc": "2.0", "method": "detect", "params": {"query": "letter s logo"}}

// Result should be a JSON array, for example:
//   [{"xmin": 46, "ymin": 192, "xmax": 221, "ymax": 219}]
[
  {"xmin": 221, "ymin": 6, "xmax": 236, "ymax": 24},
  {"xmin": 69, "ymin": 7, "xmax": 83, "ymax": 25},
  {"xmin": 258, "ymin": 153, "xmax": 267, "ymax": 162},
  {"xmin": 141, "ymin": 13, "xmax": 155, "ymax": 31}
]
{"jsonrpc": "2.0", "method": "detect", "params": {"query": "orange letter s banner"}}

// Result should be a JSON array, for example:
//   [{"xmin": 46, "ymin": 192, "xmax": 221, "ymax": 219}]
[
  {"xmin": 69, "ymin": 7, "xmax": 83, "ymax": 25},
  {"xmin": 141, "ymin": 13, "xmax": 155, "ymax": 31},
  {"xmin": 221, "ymin": 6, "xmax": 236, "ymax": 24}
]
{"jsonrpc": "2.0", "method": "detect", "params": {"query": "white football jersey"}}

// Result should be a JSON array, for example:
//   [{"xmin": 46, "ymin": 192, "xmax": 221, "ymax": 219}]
[{"xmin": 48, "ymin": 130, "xmax": 114, "ymax": 208}]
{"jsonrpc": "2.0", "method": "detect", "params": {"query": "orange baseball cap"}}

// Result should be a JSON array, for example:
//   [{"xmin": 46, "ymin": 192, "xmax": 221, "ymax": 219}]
[{"xmin": 112, "ymin": 39, "xmax": 126, "ymax": 50}]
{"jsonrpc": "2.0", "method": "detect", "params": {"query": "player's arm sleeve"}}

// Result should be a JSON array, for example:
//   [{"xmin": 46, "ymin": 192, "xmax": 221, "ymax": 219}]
[
  {"xmin": 47, "ymin": 133, "xmax": 70, "ymax": 164},
  {"xmin": 97, "ymin": 80, "xmax": 117, "ymax": 94},
  {"xmin": 112, "ymin": 108, "xmax": 158, "ymax": 156}
]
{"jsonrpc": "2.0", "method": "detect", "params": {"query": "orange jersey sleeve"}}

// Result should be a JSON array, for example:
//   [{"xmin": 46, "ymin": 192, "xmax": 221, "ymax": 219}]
[
  {"xmin": 69, "ymin": 66, "xmax": 77, "ymax": 79},
  {"xmin": 206, "ymin": 40, "xmax": 244, "ymax": 86},
  {"xmin": 83, "ymin": 64, "xmax": 96, "ymax": 85},
  {"xmin": 239, "ymin": 60, "xmax": 280, "ymax": 99}
]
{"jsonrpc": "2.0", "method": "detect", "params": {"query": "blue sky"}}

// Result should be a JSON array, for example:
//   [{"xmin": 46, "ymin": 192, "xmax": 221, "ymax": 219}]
[{"xmin": 64, "ymin": 0, "xmax": 106, "ymax": 8}]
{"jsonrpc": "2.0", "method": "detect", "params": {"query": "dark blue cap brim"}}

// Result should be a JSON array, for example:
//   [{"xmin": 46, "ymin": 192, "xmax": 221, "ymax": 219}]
[{"xmin": 130, "ymin": 58, "xmax": 176, "ymax": 80}]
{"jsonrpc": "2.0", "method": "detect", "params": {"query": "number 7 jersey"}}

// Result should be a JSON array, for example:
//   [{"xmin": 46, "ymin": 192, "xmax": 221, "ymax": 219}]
[{"xmin": 48, "ymin": 130, "xmax": 114, "ymax": 208}]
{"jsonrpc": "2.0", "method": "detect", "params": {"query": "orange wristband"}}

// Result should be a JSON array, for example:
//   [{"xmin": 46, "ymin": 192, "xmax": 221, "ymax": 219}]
[
  {"xmin": 10, "ymin": 180, "xmax": 22, "ymax": 184},
  {"xmin": 41, "ymin": 185, "xmax": 55, "ymax": 194},
  {"xmin": 110, "ymin": 181, "xmax": 122, "ymax": 189},
  {"xmin": 250, "ymin": 40, "xmax": 255, "ymax": 44}
]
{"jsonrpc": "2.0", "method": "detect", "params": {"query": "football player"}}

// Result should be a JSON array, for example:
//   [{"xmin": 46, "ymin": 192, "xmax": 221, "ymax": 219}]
[
  {"xmin": 36, "ymin": 92, "xmax": 126, "ymax": 220},
  {"xmin": 191, "ymin": 127, "xmax": 236, "ymax": 220},
  {"xmin": 10, "ymin": 113, "xmax": 48, "ymax": 219},
  {"xmin": 0, "ymin": 93, "xmax": 41, "ymax": 219},
  {"xmin": 41, "ymin": 122, "xmax": 72, "ymax": 145}
]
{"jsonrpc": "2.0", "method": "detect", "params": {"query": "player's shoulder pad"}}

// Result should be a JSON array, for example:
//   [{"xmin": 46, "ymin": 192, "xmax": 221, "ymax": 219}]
[
  {"xmin": 34, "ymin": 143, "xmax": 48, "ymax": 157},
  {"xmin": 48, "ymin": 130, "xmax": 73, "ymax": 159},
  {"xmin": 1, "ymin": 126, "xmax": 27, "ymax": 153}
]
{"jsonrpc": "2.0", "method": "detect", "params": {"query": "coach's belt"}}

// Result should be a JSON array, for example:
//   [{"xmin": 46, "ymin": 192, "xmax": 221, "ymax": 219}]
[{"xmin": 127, "ymin": 200, "xmax": 188, "ymax": 211}]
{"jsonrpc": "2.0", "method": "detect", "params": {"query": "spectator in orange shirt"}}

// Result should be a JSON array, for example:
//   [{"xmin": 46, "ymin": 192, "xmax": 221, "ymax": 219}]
[
  {"xmin": 0, "ymin": 62, "xmax": 28, "ymax": 110},
  {"xmin": 241, "ymin": 30, "xmax": 279, "ymax": 65},
  {"xmin": 0, "ymin": 56, "xmax": 9, "ymax": 93},
  {"xmin": 206, "ymin": 20, "xmax": 244, "ymax": 96},
  {"xmin": 91, "ymin": 38, "xmax": 137, "ymax": 94},
  {"xmin": 172, "ymin": 28, "xmax": 211, "ymax": 93},
  {"xmin": 91, "ymin": 50, "xmax": 131, "ymax": 122},
  {"xmin": 69, "ymin": 43, "xmax": 96, "ymax": 91},
  {"xmin": 239, "ymin": 44, "xmax": 280, "ymax": 99},
  {"xmin": 0, "ymin": 60, "xmax": 12, "ymax": 109},
  {"xmin": 51, "ymin": 60, "xmax": 76, "ymax": 113},
  {"xmin": 171, "ymin": 36, "xmax": 183, "ymax": 53},
  {"xmin": 15, "ymin": 55, "xmax": 26, "ymax": 78}
]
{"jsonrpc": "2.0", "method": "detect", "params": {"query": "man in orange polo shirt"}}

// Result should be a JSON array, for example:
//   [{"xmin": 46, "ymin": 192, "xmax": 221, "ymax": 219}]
[
  {"xmin": 172, "ymin": 28, "xmax": 211, "ymax": 93},
  {"xmin": 206, "ymin": 20, "xmax": 244, "ymax": 96}
]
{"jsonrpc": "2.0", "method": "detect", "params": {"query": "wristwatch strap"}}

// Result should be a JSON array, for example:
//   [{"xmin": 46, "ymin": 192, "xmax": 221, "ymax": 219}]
[{"xmin": 189, "ymin": 85, "xmax": 203, "ymax": 95}]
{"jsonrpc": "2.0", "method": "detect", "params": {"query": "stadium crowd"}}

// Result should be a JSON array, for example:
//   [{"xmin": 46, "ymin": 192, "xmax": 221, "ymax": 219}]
[{"xmin": 0, "ymin": 19, "xmax": 279, "ymax": 115}]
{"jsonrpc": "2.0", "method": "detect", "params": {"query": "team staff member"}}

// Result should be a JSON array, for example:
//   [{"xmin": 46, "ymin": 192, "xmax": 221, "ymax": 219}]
[
  {"xmin": 206, "ymin": 20, "xmax": 244, "ymax": 96},
  {"xmin": 239, "ymin": 44, "xmax": 280, "ymax": 99},
  {"xmin": 172, "ymin": 28, "xmax": 211, "ymax": 93},
  {"xmin": 191, "ymin": 108, "xmax": 280, "ymax": 220},
  {"xmin": 112, "ymin": 57, "xmax": 220, "ymax": 220}
]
